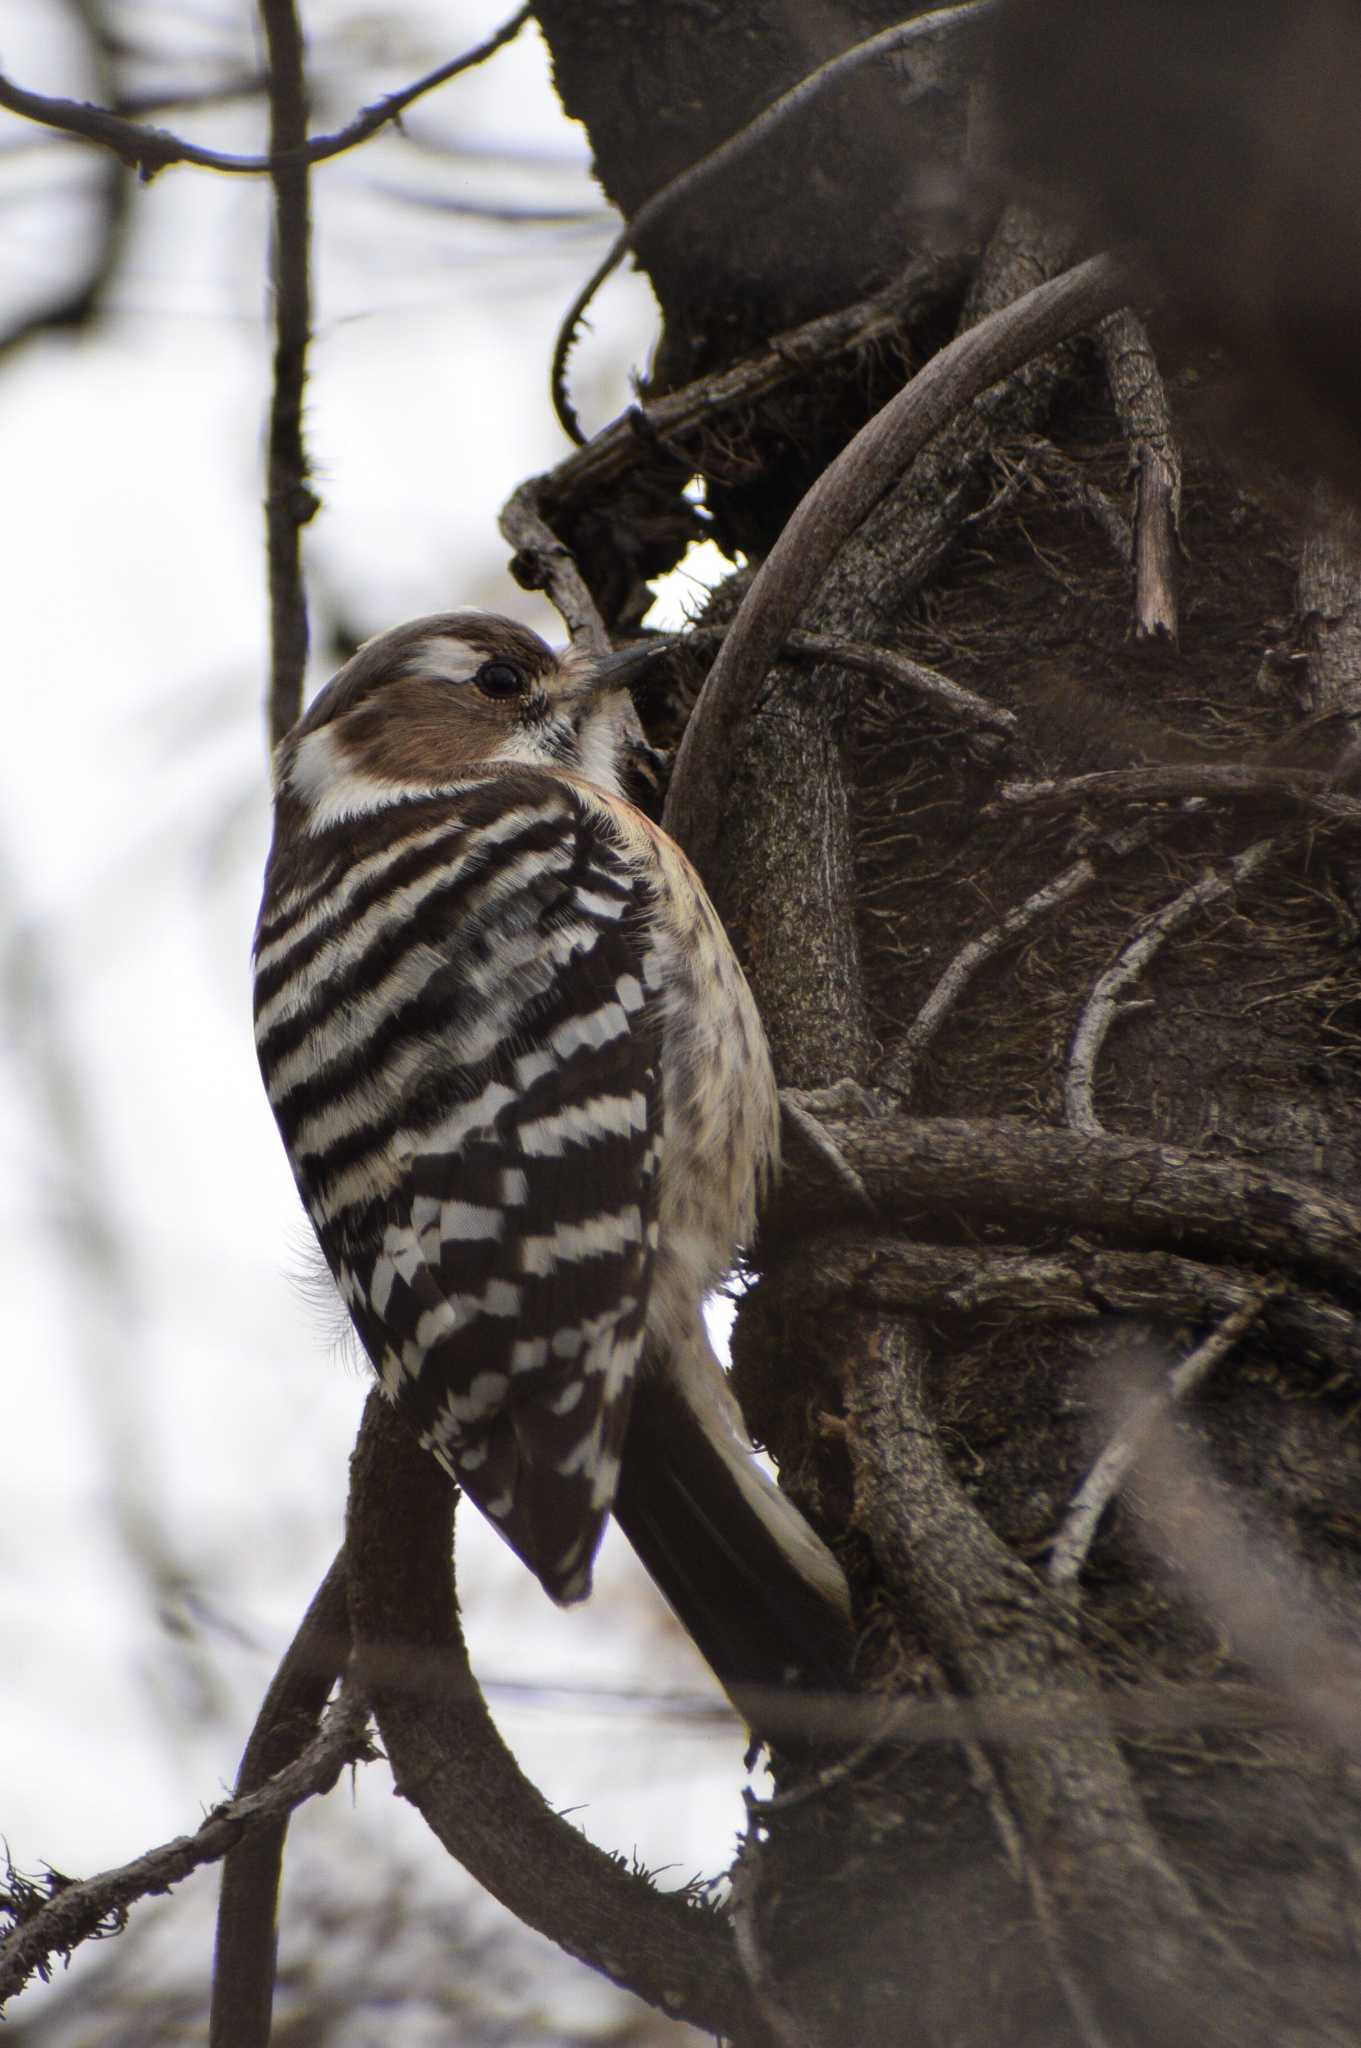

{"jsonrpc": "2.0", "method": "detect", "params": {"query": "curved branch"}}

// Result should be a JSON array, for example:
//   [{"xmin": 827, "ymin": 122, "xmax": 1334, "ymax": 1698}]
[
  {"xmin": 0, "ymin": 6, "xmax": 532, "ymax": 179},
  {"xmin": 1065, "ymin": 839, "xmax": 1275, "ymax": 1134},
  {"xmin": 842, "ymin": 1312, "xmax": 1259, "ymax": 2046},
  {"xmin": 0, "ymin": 1690, "xmax": 371, "ymax": 2010},
  {"xmin": 345, "ymin": 1392, "xmax": 752, "ymax": 2037},
  {"xmin": 664, "ymin": 252, "xmax": 1132, "ymax": 882},
  {"xmin": 210, "ymin": 1551, "xmax": 352, "ymax": 2048},
  {"xmin": 879, "ymin": 816, "xmax": 1160, "ymax": 1102}
]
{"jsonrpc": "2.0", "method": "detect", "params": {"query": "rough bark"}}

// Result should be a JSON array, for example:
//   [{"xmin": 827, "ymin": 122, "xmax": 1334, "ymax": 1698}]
[{"xmin": 528, "ymin": 7, "xmax": 1361, "ymax": 2043}]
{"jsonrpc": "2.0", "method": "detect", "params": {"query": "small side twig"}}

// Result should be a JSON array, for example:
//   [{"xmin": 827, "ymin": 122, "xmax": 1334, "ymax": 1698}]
[
  {"xmin": 209, "ymin": 1551, "xmax": 352, "ymax": 2048},
  {"xmin": 879, "ymin": 816, "xmax": 1160, "ymax": 1102},
  {"xmin": 498, "ymin": 482, "xmax": 610, "ymax": 653},
  {"xmin": 549, "ymin": 1, "xmax": 997, "ymax": 442},
  {"xmin": 1046, "ymin": 1291, "xmax": 1276, "ymax": 1592},
  {"xmin": 261, "ymin": 0, "xmax": 316, "ymax": 749},
  {"xmin": 0, "ymin": 6, "xmax": 532, "ymax": 179},
  {"xmin": 1064, "ymin": 838, "xmax": 1275, "ymax": 1134},
  {"xmin": 0, "ymin": 1690, "xmax": 372, "ymax": 2009},
  {"xmin": 1097, "ymin": 308, "xmax": 1181, "ymax": 640}
]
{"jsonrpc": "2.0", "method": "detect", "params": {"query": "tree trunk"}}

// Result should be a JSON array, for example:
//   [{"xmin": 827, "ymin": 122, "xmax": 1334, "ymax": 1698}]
[{"xmin": 532, "ymin": 6, "xmax": 1361, "ymax": 2043}]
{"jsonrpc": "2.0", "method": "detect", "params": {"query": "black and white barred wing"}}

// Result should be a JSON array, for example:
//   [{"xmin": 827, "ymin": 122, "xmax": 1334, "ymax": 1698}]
[{"xmin": 254, "ymin": 776, "xmax": 663, "ymax": 1604}]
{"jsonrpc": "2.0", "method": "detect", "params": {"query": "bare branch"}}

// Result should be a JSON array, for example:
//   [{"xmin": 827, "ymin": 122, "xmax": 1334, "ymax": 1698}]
[
  {"xmin": 345, "ymin": 1392, "xmax": 753, "ymax": 2035},
  {"xmin": 0, "ymin": 7, "xmax": 533, "ymax": 180},
  {"xmin": 210, "ymin": 1553, "xmax": 351, "ymax": 2048},
  {"xmin": 664, "ymin": 252, "xmax": 1131, "ymax": 884},
  {"xmin": 549, "ymin": 0, "xmax": 998, "ymax": 441},
  {"xmin": 500, "ymin": 250, "xmax": 961, "ymax": 640},
  {"xmin": 261, "ymin": 0, "xmax": 315, "ymax": 748},
  {"xmin": 1065, "ymin": 839, "xmax": 1275, "ymax": 1134},
  {"xmin": 773, "ymin": 1235, "xmax": 1361, "ymax": 1382},
  {"xmin": 1046, "ymin": 1291, "xmax": 1275, "ymax": 1591},
  {"xmin": 878, "ymin": 817, "xmax": 1160, "ymax": 1102},
  {"xmin": 1097, "ymin": 308, "xmax": 1181, "ymax": 640},
  {"xmin": 688, "ymin": 625, "xmax": 1018, "ymax": 735},
  {"xmin": 0, "ymin": 1689, "xmax": 372, "ymax": 2009},
  {"xmin": 842, "ymin": 1312, "xmax": 1254, "ymax": 2045},
  {"xmin": 795, "ymin": 1113, "xmax": 1361, "ymax": 1302},
  {"xmin": 996, "ymin": 762, "xmax": 1361, "ymax": 824}
]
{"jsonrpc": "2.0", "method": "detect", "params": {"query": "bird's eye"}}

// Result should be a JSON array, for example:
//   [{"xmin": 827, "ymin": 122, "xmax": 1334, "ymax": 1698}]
[{"xmin": 474, "ymin": 660, "xmax": 525, "ymax": 701}]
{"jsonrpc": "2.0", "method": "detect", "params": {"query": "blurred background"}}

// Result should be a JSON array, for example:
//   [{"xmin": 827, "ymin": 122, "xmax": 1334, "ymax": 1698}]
[{"xmin": 0, "ymin": 2, "xmax": 745, "ymax": 2037}]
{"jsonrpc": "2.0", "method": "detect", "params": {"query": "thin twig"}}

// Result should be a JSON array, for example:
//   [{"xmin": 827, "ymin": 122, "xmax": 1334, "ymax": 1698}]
[
  {"xmin": 1046, "ymin": 1291, "xmax": 1276, "ymax": 1592},
  {"xmin": 210, "ymin": 1552, "xmax": 352, "ymax": 2048},
  {"xmin": 879, "ymin": 817, "xmax": 1160, "ymax": 1103},
  {"xmin": 549, "ymin": 0, "xmax": 998, "ymax": 442},
  {"xmin": 261, "ymin": 0, "xmax": 315, "ymax": 748},
  {"xmin": 0, "ymin": 1690, "xmax": 372, "ymax": 2009},
  {"xmin": 686, "ymin": 626, "xmax": 1019, "ymax": 735},
  {"xmin": 1097, "ymin": 308, "xmax": 1181, "ymax": 640},
  {"xmin": 1065, "ymin": 839, "xmax": 1275, "ymax": 1134},
  {"xmin": 663, "ymin": 252, "xmax": 1131, "ymax": 882},
  {"xmin": 997, "ymin": 763, "xmax": 1361, "ymax": 825},
  {"xmin": 0, "ymin": 6, "xmax": 532, "ymax": 180}
]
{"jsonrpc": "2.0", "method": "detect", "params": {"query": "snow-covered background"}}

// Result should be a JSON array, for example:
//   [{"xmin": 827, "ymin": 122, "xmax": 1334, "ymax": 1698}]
[{"xmin": 0, "ymin": 3, "xmax": 746, "ymax": 2036}]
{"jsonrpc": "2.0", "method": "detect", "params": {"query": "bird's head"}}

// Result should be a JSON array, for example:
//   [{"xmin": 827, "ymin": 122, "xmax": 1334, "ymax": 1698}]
[{"xmin": 274, "ymin": 612, "xmax": 666, "ymax": 833}]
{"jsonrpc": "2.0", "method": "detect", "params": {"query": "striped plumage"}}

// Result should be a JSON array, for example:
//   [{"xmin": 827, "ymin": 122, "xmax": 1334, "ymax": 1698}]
[{"xmin": 254, "ymin": 613, "xmax": 851, "ymax": 1716}]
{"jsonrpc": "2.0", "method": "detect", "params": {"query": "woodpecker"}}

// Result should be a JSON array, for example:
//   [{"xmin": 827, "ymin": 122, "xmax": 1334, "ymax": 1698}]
[{"xmin": 254, "ymin": 612, "xmax": 852, "ymax": 1724}]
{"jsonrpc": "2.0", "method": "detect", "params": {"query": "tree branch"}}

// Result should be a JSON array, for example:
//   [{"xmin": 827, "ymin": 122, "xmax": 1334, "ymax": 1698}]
[
  {"xmin": 842, "ymin": 1313, "xmax": 1257, "ymax": 2048},
  {"xmin": 1065, "ymin": 839, "xmax": 1275, "ymax": 1134},
  {"xmin": 791, "ymin": 1113, "xmax": 1361, "ymax": 1303},
  {"xmin": 0, "ymin": 6, "xmax": 533, "ymax": 180},
  {"xmin": 209, "ymin": 1551, "xmax": 352, "ymax": 2048},
  {"xmin": 549, "ymin": 0, "xmax": 998, "ymax": 441},
  {"xmin": 1046, "ymin": 1290, "xmax": 1275, "ymax": 1591},
  {"xmin": 261, "ymin": 0, "xmax": 315, "ymax": 749},
  {"xmin": 996, "ymin": 762, "xmax": 1361, "ymax": 825},
  {"xmin": 0, "ymin": 1689, "xmax": 372, "ymax": 2010},
  {"xmin": 1097, "ymin": 308, "xmax": 1181, "ymax": 641},
  {"xmin": 770, "ymin": 1234, "xmax": 1361, "ymax": 1382},
  {"xmin": 345, "ymin": 1392, "xmax": 753, "ymax": 2036},
  {"xmin": 878, "ymin": 816, "xmax": 1161, "ymax": 1102},
  {"xmin": 664, "ymin": 252, "xmax": 1132, "ymax": 885}
]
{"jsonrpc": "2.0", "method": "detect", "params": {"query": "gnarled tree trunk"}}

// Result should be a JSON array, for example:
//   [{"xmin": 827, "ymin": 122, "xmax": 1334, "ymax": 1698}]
[{"xmin": 530, "ymin": 5, "xmax": 1361, "ymax": 2043}]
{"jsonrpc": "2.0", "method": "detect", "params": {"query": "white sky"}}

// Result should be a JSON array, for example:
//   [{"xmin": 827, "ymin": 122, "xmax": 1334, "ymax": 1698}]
[{"xmin": 0, "ymin": 2, "xmax": 744, "ymax": 2035}]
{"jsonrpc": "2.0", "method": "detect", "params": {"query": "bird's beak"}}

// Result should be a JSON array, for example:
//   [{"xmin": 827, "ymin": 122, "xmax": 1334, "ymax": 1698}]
[{"xmin": 587, "ymin": 638, "xmax": 670, "ymax": 694}]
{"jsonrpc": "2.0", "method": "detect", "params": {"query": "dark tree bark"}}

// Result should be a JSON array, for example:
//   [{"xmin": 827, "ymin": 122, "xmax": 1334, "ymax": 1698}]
[{"xmin": 530, "ymin": 6, "xmax": 1361, "ymax": 2044}]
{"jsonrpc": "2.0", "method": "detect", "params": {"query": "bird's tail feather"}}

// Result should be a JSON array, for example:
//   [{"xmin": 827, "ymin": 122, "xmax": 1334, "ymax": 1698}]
[{"xmin": 612, "ymin": 1334, "xmax": 853, "ymax": 1745}]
